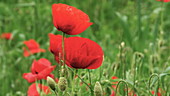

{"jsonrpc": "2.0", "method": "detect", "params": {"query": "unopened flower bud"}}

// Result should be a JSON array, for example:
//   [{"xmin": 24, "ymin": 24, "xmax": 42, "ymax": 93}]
[
  {"xmin": 47, "ymin": 76, "xmax": 56, "ymax": 91},
  {"xmin": 94, "ymin": 81, "xmax": 103, "ymax": 96},
  {"xmin": 58, "ymin": 77, "xmax": 67, "ymax": 91}
]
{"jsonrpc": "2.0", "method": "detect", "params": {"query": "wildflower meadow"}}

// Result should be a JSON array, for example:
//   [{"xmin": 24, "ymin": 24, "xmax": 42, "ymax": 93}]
[{"xmin": 0, "ymin": 0, "xmax": 170, "ymax": 96}]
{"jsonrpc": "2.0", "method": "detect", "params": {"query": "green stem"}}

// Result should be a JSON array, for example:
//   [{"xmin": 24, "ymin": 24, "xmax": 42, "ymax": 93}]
[
  {"xmin": 115, "ymin": 80, "xmax": 128, "ymax": 96},
  {"xmin": 120, "ymin": 43, "xmax": 126, "ymax": 80},
  {"xmin": 98, "ymin": 67, "xmax": 102, "ymax": 81},
  {"xmin": 62, "ymin": 33, "xmax": 66, "ymax": 68},
  {"xmin": 148, "ymin": 74, "xmax": 159, "ymax": 96},
  {"xmin": 71, "ymin": 69, "xmax": 76, "ymax": 96},
  {"xmin": 133, "ymin": 55, "xmax": 137, "ymax": 96},
  {"xmin": 68, "ymin": 68, "xmax": 94, "ymax": 95},
  {"xmin": 88, "ymin": 69, "xmax": 93, "ymax": 96},
  {"xmin": 133, "ymin": 52, "xmax": 144, "ymax": 95},
  {"xmin": 39, "ymin": 80, "xmax": 43, "ymax": 95},
  {"xmin": 54, "ymin": 90, "xmax": 58, "ymax": 96},
  {"xmin": 88, "ymin": 69, "xmax": 92, "ymax": 85}
]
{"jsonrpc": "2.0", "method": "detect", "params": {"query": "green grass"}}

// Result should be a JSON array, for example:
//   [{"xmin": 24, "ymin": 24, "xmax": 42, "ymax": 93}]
[{"xmin": 0, "ymin": 0, "xmax": 170, "ymax": 96}]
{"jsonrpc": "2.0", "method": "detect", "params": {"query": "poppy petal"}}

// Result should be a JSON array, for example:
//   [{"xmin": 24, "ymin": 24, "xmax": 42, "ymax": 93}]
[
  {"xmin": 38, "ymin": 84, "xmax": 51, "ymax": 94},
  {"xmin": 37, "ymin": 66, "xmax": 56, "ymax": 79},
  {"xmin": 33, "ymin": 58, "xmax": 52, "ymax": 73},
  {"xmin": 49, "ymin": 33, "xmax": 62, "ymax": 56},
  {"xmin": 27, "ymin": 83, "xmax": 50, "ymax": 96},
  {"xmin": 23, "ymin": 47, "xmax": 31, "ymax": 57},
  {"xmin": 24, "ymin": 39, "xmax": 40, "ymax": 50},
  {"xmin": 49, "ymin": 34, "xmax": 104, "ymax": 69},
  {"xmin": 23, "ymin": 39, "xmax": 45, "ymax": 57},
  {"xmin": 27, "ymin": 83, "xmax": 39, "ymax": 96},
  {"xmin": 23, "ymin": 73, "xmax": 38, "ymax": 83},
  {"xmin": 0, "ymin": 33, "xmax": 12, "ymax": 40},
  {"xmin": 52, "ymin": 3, "xmax": 92, "ymax": 35}
]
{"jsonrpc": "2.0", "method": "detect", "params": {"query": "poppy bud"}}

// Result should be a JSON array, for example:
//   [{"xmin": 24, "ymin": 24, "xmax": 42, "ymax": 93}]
[
  {"xmin": 58, "ymin": 77, "xmax": 67, "ymax": 91},
  {"xmin": 94, "ymin": 81, "xmax": 103, "ymax": 96},
  {"xmin": 47, "ymin": 76, "xmax": 56, "ymax": 91}
]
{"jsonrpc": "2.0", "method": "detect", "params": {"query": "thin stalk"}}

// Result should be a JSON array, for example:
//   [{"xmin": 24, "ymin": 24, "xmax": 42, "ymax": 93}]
[
  {"xmin": 39, "ymin": 80, "xmax": 43, "ymax": 95},
  {"xmin": 120, "ymin": 43, "xmax": 126, "ymax": 80},
  {"xmin": 71, "ymin": 69, "xmax": 76, "ymax": 96},
  {"xmin": 148, "ymin": 74, "xmax": 159, "ymax": 96},
  {"xmin": 88, "ymin": 69, "xmax": 93, "ymax": 96},
  {"xmin": 68, "ymin": 68, "xmax": 94, "ymax": 95},
  {"xmin": 133, "ymin": 55, "xmax": 137, "ymax": 96},
  {"xmin": 98, "ymin": 67, "xmax": 102, "ymax": 81},
  {"xmin": 88, "ymin": 69, "xmax": 92, "ymax": 85},
  {"xmin": 62, "ymin": 33, "xmax": 66, "ymax": 67},
  {"xmin": 133, "ymin": 52, "xmax": 144, "ymax": 96},
  {"xmin": 120, "ymin": 46, "xmax": 123, "ymax": 79},
  {"xmin": 115, "ymin": 80, "xmax": 128, "ymax": 96},
  {"xmin": 54, "ymin": 90, "xmax": 58, "ymax": 96}
]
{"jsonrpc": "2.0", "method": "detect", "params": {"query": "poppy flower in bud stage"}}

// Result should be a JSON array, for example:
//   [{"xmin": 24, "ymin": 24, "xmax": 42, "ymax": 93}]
[
  {"xmin": 23, "ymin": 39, "xmax": 46, "ymax": 57},
  {"xmin": 49, "ymin": 33, "xmax": 104, "ymax": 69},
  {"xmin": 0, "ymin": 33, "xmax": 12, "ymax": 40},
  {"xmin": 27, "ymin": 83, "xmax": 50, "ymax": 96},
  {"xmin": 157, "ymin": 0, "xmax": 170, "ymax": 2},
  {"xmin": 23, "ymin": 58, "xmax": 56, "ymax": 83},
  {"xmin": 52, "ymin": 3, "xmax": 93, "ymax": 35}
]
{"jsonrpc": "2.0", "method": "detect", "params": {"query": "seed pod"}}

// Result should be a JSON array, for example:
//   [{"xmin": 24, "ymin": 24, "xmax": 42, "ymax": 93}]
[
  {"xmin": 47, "ymin": 76, "xmax": 56, "ymax": 91},
  {"xmin": 58, "ymin": 77, "xmax": 67, "ymax": 91},
  {"xmin": 94, "ymin": 81, "xmax": 103, "ymax": 96}
]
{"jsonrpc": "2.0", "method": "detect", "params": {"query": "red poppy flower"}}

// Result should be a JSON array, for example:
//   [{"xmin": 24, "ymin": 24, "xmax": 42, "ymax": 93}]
[
  {"xmin": 157, "ymin": 0, "xmax": 170, "ymax": 2},
  {"xmin": 27, "ymin": 83, "xmax": 50, "ymax": 96},
  {"xmin": 52, "ymin": 3, "xmax": 93, "ymax": 35},
  {"xmin": 112, "ymin": 76, "xmax": 118, "ymax": 80},
  {"xmin": 111, "ymin": 76, "xmax": 118, "ymax": 89},
  {"xmin": 151, "ymin": 91, "xmax": 161, "ymax": 96},
  {"xmin": 110, "ymin": 91, "xmax": 115, "ymax": 96},
  {"xmin": 23, "ymin": 39, "xmax": 46, "ymax": 57},
  {"xmin": 23, "ymin": 58, "xmax": 56, "ymax": 83},
  {"xmin": 49, "ymin": 33, "xmax": 104, "ymax": 69},
  {"xmin": 0, "ymin": 33, "xmax": 12, "ymax": 40}
]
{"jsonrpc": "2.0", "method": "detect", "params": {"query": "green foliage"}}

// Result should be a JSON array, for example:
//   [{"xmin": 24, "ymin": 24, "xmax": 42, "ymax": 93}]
[{"xmin": 0, "ymin": 0, "xmax": 170, "ymax": 95}]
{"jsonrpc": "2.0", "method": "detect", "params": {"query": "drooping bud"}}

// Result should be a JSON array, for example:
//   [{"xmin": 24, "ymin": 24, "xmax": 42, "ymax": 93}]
[
  {"xmin": 94, "ymin": 81, "xmax": 103, "ymax": 96},
  {"xmin": 58, "ymin": 77, "xmax": 67, "ymax": 91},
  {"xmin": 47, "ymin": 76, "xmax": 56, "ymax": 91}
]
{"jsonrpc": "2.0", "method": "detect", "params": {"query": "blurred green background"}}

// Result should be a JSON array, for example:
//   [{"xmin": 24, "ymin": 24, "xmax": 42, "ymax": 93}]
[{"xmin": 0, "ymin": 0, "xmax": 170, "ymax": 95}]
